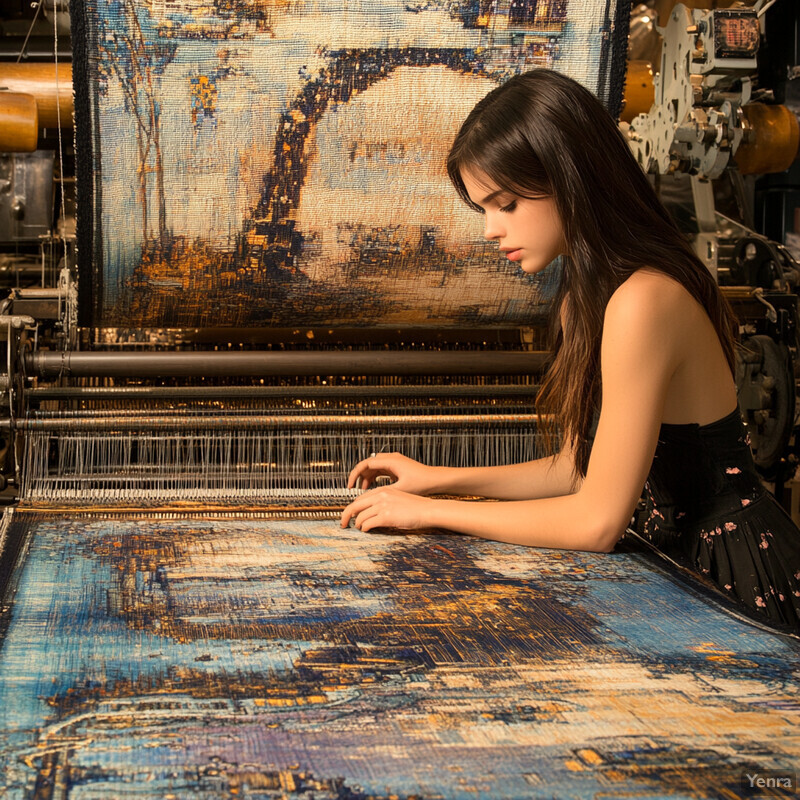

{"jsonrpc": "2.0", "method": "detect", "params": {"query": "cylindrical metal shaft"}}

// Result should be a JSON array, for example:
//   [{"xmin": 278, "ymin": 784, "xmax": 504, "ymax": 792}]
[
  {"xmin": 28, "ymin": 384, "xmax": 538, "ymax": 399},
  {"xmin": 28, "ymin": 350, "xmax": 549, "ymax": 378},
  {"xmin": 18, "ymin": 413, "xmax": 540, "ymax": 432}
]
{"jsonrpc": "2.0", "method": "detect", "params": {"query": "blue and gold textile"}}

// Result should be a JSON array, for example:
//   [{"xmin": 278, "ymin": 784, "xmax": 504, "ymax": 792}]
[
  {"xmin": 1, "ymin": 510, "xmax": 798, "ymax": 798},
  {"xmin": 71, "ymin": 0, "xmax": 630, "ymax": 330}
]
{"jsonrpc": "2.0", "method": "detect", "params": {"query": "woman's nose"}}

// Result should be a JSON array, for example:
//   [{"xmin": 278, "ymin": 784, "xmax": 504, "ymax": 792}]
[{"xmin": 483, "ymin": 212, "xmax": 503, "ymax": 241}]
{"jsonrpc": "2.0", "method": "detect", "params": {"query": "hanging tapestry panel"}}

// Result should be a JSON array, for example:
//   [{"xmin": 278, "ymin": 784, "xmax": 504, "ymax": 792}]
[{"xmin": 71, "ymin": 0, "xmax": 631, "ymax": 331}]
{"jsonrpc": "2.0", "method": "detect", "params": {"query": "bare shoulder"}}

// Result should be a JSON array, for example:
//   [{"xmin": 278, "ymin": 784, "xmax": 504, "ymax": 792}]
[
  {"xmin": 602, "ymin": 269, "xmax": 706, "ymax": 368},
  {"xmin": 605, "ymin": 269, "xmax": 699, "ymax": 327}
]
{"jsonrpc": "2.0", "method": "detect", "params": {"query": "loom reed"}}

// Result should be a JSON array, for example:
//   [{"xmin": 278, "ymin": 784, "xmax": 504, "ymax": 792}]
[{"xmin": 20, "ymin": 410, "xmax": 541, "ymax": 506}]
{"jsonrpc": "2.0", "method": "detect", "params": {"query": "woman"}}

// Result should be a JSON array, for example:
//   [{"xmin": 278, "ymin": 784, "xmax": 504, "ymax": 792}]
[{"xmin": 340, "ymin": 69, "xmax": 800, "ymax": 630}]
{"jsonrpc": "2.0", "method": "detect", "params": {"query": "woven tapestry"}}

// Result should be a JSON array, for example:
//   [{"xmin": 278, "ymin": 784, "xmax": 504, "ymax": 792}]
[
  {"xmin": 71, "ymin": 0, "xmax": 631, "ymax": 331},
  {"xmin": 1, "ymin": 510, "xmax": 798, "ymax": 798}
]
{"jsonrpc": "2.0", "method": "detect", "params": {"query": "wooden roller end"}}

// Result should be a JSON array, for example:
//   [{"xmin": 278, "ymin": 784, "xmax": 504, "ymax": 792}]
[
  {"xmin": 620, "ymin": 61, "xmax": 655, "ymax": 123},
  {"xmin": 0, "ymin": 62, "xmax": 73, "ymax": 129},
  {"xmin": 735, "ymin": 103, "xmax": 800, "ymax": 175},
  {"xmin": 0, "ymin": 92, "xmax": 39, "ymax": 152}
]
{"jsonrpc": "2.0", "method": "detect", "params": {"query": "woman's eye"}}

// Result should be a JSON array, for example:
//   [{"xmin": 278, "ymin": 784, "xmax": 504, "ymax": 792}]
[{"xmin": 499, "ymin": 201, "xmax": 517, "ymax": 213}]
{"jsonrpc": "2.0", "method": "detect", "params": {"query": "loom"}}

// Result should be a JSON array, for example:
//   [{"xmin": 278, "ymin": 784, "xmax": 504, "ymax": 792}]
[
  {"xmin": 1, "ymin": 1, "xmax": 800, "ymax": 797},
  {"xmin": 0, "ymin": 270, "xmax": 546, "ymax": 507},
  {"xmin": 0, "ymin": 0, "xmax": 798, "ymax": 509},
  {"xmin": 0, "ymin": 0, "xmax": 562, "ymax": 514},
  {"xmin": 16, "ymin": 349, "xmax": 546, "ymax": 509}
]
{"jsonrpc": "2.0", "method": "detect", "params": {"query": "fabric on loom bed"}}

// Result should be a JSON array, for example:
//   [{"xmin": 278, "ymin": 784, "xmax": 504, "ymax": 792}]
[
  {"xmin": 0, "ymin": 509, "xmax": 798, "ymax": 798},
  {"xmin": 70, "ymin": 0, "xmax": 630, "ymax": 331}
]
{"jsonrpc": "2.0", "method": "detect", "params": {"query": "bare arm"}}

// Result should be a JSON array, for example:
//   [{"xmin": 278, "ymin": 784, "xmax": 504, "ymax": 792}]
[
  {"xmin": 342, "ymin": 272, "xmax": 687, "ymax": 552},
  {"xmin": 430, "ymin": 447, "xmax": 580, "ymax": 499},
  {"xmin": 347, "ymin": 446, "xmax": 580, "ymax": 501},
  {"xmin": 348, "ymin": 299, "xmax": 576, "ymax": 502}
]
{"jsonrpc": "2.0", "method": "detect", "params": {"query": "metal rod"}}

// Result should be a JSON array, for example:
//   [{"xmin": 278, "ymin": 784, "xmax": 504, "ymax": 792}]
[
  {"xmin": 12, "ymin": 287, "xmax": 66, "ymax": 299},
  {"xmin": 31, "ymin": 406, "xmax": 530, "ymax": 418},
  {"xmin": 17, "ymin": 413, "xmax": 541, "ymax": 432},
  {"xmin": 28, "ymin": 350, "xmax": 550, "ymax": 378},
  {"xmin": 28, "ymin": 384, "xmax": 539, "ymax": 400}
]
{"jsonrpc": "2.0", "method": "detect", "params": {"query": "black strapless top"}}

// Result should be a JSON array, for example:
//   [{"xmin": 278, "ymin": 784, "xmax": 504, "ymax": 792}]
[{"xmin": 640, "ymin": 407, "xmax": 800, "ymax": 630}]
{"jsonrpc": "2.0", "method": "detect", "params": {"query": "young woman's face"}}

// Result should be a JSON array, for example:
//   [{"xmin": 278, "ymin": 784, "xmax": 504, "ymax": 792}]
[{"xmin": 461, "ymin": 167, "xmax": 565, "ymax": 275}]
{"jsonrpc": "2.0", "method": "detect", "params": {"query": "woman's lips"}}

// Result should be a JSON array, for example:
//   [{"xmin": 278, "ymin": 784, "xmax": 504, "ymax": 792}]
[{"xmin": 503, "ymin": 249, "xmax": 522, "ymax": 262}]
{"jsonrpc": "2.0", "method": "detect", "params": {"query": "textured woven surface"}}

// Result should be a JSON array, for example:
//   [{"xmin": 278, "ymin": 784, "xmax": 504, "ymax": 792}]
[
  {"xmin": 72, "ymin": 0, "xmax": 630, "ymax": 330},
  {"xmin": 1, "ymin": 510, "xmax": 798, "ymax": 798}
]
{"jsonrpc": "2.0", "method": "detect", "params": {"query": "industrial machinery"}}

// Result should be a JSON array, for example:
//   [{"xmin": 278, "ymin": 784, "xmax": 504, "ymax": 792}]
[
  {"xmin": 0, "ymin": 0, "xmax": 798, "ymax": 509},
  {"xmin": 623, "ymin": 0, "xmax": 800, "ymax": 483}
]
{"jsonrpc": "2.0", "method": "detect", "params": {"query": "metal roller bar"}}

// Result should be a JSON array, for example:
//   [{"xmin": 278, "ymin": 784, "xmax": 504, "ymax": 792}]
[
  {"xmin": 17, "ymin": 413, "xmax": 541, "ymax": 432},
  {"xmin": 91, "ymin": 326, "xmax": 544, "ymax": 347},
  {"xmin": 28, "ymin": 385, "xmax": 539, "ymax": 400},
  {"xmin": 32, "ymin": 407, "xmax": 529, "ymax": 419},
  {"xmin": 28, "ymin": 350, "xmax": 550, "ymax": 378},
  {"xmin": 13, "ymin": 288, "xmax": 68, "ymax": 299}
]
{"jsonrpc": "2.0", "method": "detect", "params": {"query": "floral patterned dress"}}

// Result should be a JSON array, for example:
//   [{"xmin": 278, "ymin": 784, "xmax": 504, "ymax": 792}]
[{"xmin": 641, "ymin": 407, "xmax": 800, "ymax": 631}]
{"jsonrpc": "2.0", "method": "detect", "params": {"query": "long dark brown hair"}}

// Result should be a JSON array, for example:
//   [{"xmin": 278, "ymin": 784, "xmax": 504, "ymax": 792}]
[{"xmin": 447, "ymin": 69, "xmax": 738, "ymax": 477}]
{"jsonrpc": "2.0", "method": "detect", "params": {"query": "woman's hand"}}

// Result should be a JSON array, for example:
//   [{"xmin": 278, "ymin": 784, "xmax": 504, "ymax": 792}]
[
  {"xmin": 340, "ymin": 486, "xmax": 436, "ymax": 532},
  {"xmin": 346, "ymin": 452, "xmax": 440, "ymax": 495}
]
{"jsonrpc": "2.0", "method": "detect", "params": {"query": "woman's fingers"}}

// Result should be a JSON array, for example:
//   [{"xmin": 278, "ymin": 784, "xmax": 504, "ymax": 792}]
[
  {"xmin": 341, "ymin": 486, "xmax": 430, "ymax": 532},
  {"xmin": 340, "ymin": 487, "xmax": 387, "ymax": 528},
  {"xmin": 347, "ymin": 456, "xmax": 398, "ymax": 490},
  {"xmin": 340, "ymin": 491, "xmax": 371, "ymax": 527},
  {"xmin": 346, "ymin": 457, "xmax": 376, "ymax": 489},
  {"xmin": 346, "ymin": 459, "xmax": 369, "ymax": 489},
  {"xmin": 354, "ymin": 504, "xmax": 381, "ymax": 531}
]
